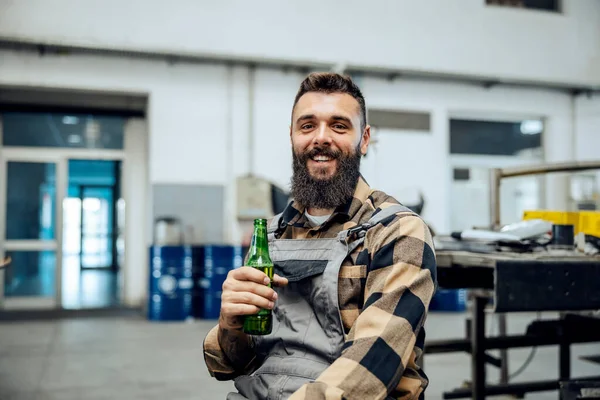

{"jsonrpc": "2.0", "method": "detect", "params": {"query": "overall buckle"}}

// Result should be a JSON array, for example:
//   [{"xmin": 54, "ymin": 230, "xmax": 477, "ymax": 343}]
[{"xmin": 346, "ymin": 223, "xmax": 371, "ymax": 240}]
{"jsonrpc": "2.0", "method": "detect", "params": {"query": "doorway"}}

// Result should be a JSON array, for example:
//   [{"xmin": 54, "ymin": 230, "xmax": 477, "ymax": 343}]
[{"xmin": 0, "ymin": 111, "xmax": 128, "ymax": 310}]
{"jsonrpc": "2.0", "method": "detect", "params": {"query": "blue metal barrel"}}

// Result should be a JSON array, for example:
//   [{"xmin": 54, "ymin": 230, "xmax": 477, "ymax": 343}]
[
  {"xmin": 429, "ymin": 288, "xmax": 467, "ymax": 312},
  {"xmin": 195, "ymin": 245, "xmax": 243, "ymax": 319},
  {"xmin": 148, "ymin": 245, "xmax": 193, "ymax": 321}
]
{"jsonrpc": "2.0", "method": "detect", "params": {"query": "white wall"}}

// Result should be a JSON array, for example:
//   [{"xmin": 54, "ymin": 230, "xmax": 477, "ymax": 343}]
[
  {"xmin": 1, "ymin": 49, "xmax": 599, "ymax": 305},
  {"xmin": 1, "ymin": 0, "xmax": 599, "ymax": 88},
  {"xmin": 448, "ymin": 155, "xmax": 543, "ymax": 232},
  {"xmin": 575, "ymin": 94, "xmax": 600, "ymax": 162},
  {"xmin": 252, "ymin": 69, "xmax": 302, "ymax": 187},
  {"xmin": 574, "ymin": 93, "xmax": 600, "ymax": 203},
  {"xmin": 0, "ymin": 51, "xmax": 230, "ymax": 185}
]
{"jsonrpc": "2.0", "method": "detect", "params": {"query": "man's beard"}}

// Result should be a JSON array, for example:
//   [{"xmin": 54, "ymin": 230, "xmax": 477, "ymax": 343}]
[{"xmin": 290, "ymin": 145, "xmax": 362, "ymax": 210}]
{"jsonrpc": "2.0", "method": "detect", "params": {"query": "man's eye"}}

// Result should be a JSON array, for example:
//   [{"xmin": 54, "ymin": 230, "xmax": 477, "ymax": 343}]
[
  {"xmin": 333, "ymin": 124, "xmax": 347, "ymax": 130},
  {"xmin": 301, "ymin": 124, "xmax": 314, "ymax": 130}
]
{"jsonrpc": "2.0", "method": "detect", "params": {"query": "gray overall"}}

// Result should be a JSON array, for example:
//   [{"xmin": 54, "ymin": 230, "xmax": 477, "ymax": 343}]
[{"xmin": 228, "ymin": 205, "xmax": 412, "ymax": 400}]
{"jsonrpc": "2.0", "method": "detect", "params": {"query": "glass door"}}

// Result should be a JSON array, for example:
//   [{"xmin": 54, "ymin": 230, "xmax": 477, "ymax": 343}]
[
  {"xmin": 0, "ymin": 155, "xmax": 66, "ymax": 309},
  {"xmin": 61, "ymin": 160, "xmax": 122, "ymax": 309}
]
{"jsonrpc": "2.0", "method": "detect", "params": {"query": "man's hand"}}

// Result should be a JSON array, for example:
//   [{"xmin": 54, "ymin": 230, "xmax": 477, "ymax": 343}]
[{"xmin": 219, "ymin": 267, "xmax": 288, "ymax": 330}]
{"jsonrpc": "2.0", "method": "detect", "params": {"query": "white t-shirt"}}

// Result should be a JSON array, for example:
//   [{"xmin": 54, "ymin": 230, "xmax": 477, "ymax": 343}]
[{"xmin": 305, "ymin": 211, "xmax": 331, "ymax": 228}]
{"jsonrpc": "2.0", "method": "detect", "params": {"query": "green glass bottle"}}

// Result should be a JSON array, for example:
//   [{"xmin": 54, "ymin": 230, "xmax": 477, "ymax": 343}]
[{"xmin": 242, "ymin": 218, "xmax": 274, "ymax": 335}]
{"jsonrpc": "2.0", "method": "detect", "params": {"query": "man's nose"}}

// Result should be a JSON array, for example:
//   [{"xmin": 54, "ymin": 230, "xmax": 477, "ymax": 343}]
[{"xmin": 312, "ymin": 123, "xmax": 333, "ymax": 146}]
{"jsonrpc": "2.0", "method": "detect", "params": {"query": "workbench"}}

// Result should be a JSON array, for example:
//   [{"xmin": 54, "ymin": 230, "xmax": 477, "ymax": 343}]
[{"xmin": 427, "ymin": 244, "xmax": 600, "ymax": 399}]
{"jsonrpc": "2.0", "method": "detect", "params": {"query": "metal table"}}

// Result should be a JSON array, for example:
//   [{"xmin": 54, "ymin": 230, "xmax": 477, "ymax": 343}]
[{"xmin": 429, "ymin": 249, "xmax": 600, "ymax": 400}]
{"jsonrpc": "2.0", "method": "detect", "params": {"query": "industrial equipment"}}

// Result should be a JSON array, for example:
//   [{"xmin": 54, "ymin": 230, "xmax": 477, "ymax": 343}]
[{"xmin": 427, "ymin": 160, "xmax": 600, "ymax": 400}]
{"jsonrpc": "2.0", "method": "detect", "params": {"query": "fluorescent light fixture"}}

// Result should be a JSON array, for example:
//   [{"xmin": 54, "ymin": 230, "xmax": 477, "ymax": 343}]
[
  {"xmin": 62, "ymin": 116, "xmax": 79, "ymax": 125},
  {"xmin": 67, "ymin": 134, "xmax": 82, "ymax": 144},
  {"xmin": 520, "ymin": 120, "xmax": 543, "ymax": 135}
]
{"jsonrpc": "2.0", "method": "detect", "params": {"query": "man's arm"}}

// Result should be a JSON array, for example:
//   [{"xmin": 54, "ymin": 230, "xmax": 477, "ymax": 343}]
[
  {"xmin": 203, "ymin": 322, "xmax": 256, "ymax": 381},
  {"xmin": 289, "ymin": 212, "xmax": 437, "ymax": 400}
]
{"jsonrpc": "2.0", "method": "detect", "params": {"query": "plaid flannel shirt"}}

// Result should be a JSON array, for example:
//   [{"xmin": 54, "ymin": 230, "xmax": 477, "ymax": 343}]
[{"xmin": 204, "ymin": 176, "xmax": 437, "ymax": 399}]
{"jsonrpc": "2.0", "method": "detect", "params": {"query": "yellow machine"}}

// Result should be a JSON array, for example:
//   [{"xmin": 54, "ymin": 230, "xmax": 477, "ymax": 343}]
[{"xmin": 523, "ymin": 210, "xmax": 600, "ymax": 238}]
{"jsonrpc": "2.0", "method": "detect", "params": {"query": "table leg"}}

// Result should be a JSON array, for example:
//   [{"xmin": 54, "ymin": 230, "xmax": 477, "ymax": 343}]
[
  {"xmin": 559, "ymin": 313, "xmax": 571, "ymax": 382},
  {"xmin": 498, "ymin": 314, "xmax": 509, "ymax": 384},
  {"xmin": 559, "ymin": 339, "xmax": 571, "ymax": 381},
  {"xmin": 472, "ymin": 296, "xmax": 487, "ymax": 400}
]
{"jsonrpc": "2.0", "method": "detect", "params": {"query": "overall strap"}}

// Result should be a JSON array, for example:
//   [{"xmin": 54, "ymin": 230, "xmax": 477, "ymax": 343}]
[
  {"xmin": 367, "ymin": 204, "xmax": 415, "ymax": 226},
  {"xmin": 267, "ymin": 212, "xmax": 284, "ymax": 241},
  {"xmin": 337, "ymin": 204, "xmax": 415, "ymax": 244}
]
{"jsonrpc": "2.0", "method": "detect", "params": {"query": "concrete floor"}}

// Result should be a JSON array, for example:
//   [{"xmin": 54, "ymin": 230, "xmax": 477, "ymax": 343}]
[
  {"xmin": 61, "ymin": 258, "xmax": 119, "ymax": 309},
  {"xmin": 0, "ymin": 311, "xmax": 598, "ymax": 400}
]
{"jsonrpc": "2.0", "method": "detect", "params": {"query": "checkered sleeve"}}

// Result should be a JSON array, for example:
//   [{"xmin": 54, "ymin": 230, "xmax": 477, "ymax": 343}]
[
  {"xmin": 289, "ymin": 212, "xmax": 437, "ymax": 400},
  {"xmin": 203, "ymin": 324, "xmax": 257, "ymax": 381}
]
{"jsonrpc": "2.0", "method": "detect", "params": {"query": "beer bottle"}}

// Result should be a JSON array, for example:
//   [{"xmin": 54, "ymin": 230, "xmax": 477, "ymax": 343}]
[{"xmin": 242, "ymin": 218, "xmax": 274, "ymax": 335}]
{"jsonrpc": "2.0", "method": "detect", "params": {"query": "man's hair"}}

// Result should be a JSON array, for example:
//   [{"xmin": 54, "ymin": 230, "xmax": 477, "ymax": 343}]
[{"xmin": 292, "ymin": 72, "xmax": 367, "ymax": 131}]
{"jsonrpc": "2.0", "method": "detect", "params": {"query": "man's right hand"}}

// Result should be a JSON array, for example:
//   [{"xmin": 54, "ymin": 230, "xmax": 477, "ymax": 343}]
[{"xmin": 219, "ymin": 266, "xmax": 288, "ymax": 330}]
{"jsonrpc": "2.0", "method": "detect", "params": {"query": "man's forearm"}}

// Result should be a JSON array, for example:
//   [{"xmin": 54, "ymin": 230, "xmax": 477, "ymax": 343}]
[
  {"xmin": 203, "ymin": 323, "xmax": 257, "ymax": 381},
  {"xmin": 217, "ymin": 325, "xmax": 256, "ymax": 372}
]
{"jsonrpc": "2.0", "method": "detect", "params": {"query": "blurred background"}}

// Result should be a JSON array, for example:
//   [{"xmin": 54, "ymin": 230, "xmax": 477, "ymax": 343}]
[{"xmin": 0, "ymin": 1, "xmax": 599, "ymax": 399}]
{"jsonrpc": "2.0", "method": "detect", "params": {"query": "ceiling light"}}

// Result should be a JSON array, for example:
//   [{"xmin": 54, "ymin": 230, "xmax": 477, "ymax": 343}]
[
  {"xmin": 520, "ymin": 120, "xmax": 543, "ymax": 135},
  {"xmin": 67, "ymin": 134, "xmax": 82, "ymax": 144},
  {"xmin": 62, "ymin": 116, "xmax": 79, "ymax": 125}
]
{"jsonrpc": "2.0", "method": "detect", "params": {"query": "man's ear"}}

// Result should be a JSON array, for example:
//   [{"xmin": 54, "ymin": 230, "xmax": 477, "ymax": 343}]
[{"xmin": 360, "ymin": 125, "xmax": 371, "ymax": 156}]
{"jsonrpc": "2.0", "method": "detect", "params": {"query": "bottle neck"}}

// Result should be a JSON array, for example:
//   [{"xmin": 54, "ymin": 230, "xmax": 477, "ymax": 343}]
[{"xmin": 249, "ymin": 224, "xmax": 269, "ymax": 258}]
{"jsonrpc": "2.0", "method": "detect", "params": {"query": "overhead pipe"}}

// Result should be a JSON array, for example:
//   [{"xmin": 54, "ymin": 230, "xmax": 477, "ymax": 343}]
[{"xmin": 1, "ymin": 39, "xmax": 598, "ymax": 94}]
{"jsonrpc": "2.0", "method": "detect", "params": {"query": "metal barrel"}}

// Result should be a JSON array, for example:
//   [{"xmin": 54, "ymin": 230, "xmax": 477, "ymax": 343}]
[
  {"xmin": 148, "ymin": 245, "xmax": 193, "ymax": 321},
  {"xmin": 197, "ymin": 245, "xmax": 244, "ymax": 319}
]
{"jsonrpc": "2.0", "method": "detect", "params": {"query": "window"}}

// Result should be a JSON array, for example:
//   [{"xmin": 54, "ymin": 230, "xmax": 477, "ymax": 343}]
[
  {"xmin": 368, "ymin": 109, "xmax": 431, "ymax": 132},
  {"xmin": 2, "ymin": 112, "xmax": 124, "ymax": 149},
  {"xmin": 486, "ymin": 0, "xmax": 560, "ymax": 12},
  {"xmin": 450, "ymin": 119, "xmax": 542, "ymax": 156}
]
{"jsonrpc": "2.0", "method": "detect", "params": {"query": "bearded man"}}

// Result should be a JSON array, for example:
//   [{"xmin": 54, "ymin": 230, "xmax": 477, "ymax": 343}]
[{"xmin": 204, "ymin": 72, "xmax": 437, "ymax": 400}]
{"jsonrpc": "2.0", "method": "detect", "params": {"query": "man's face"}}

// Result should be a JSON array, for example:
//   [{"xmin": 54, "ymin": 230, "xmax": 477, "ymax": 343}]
[
  {"xmin": 291, "ymin": 92, "xmax": 370, "ymax": 180},
  {"xmin": 289, "ymin": 92, "xmax": 371, "ymax": 210}
]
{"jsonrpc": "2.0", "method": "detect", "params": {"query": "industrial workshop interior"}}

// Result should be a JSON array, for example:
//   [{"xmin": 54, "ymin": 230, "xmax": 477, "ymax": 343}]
[{"xmin": 0, "ymin": 1, "xmax": 599, "ymax": 399}]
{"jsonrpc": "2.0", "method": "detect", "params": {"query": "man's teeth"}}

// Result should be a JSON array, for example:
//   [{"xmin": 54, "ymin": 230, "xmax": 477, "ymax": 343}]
[{"xmin": 313, "ymin": 155, "xmax": 331, "ymax": 162}]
